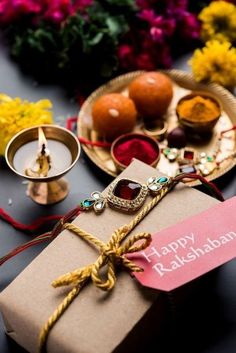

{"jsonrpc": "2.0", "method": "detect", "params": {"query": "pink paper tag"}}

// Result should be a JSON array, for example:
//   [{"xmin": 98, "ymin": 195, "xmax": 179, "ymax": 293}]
[{"xmin": 129, "ymin": 196, "xmax": 236, "ymax": 292}]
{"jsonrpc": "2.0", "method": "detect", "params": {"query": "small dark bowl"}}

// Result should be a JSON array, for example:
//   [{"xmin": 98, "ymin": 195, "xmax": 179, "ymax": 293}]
[
  {"xmin": 176, "ymin": 91, "xmax": 222, "ymax": 133},
  {"xmin": 111, "ymin": 132, "xmax": 160, "ymax": 172}
]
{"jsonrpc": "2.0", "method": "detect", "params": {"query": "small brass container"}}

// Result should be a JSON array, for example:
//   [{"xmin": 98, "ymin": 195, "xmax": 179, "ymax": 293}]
[
  {"xmin": 141, "ymin": 120, "xmax": 168, "ymax": 141},
  {"xmin": 176, "ymin": 91, "xmax": 222, "ymax": 133},
  {"xmin": 111, "ymin": 132, "xmax": 160, "ymax": 172}
]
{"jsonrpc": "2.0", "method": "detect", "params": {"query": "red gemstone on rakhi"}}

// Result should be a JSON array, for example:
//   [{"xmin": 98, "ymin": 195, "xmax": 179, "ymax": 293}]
[
  {"xmin": 183, "ymin": 150, "xmax": 194, "ymax": 160},
  {"xmin": 113, "ymin": 179, "xmax": 141, "ymax": 200}
]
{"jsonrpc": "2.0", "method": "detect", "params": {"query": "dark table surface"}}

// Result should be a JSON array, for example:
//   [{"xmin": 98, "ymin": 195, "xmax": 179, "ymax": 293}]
[{"xmin": 0, "ymin": 46, "xmax": 236, "ymax": 353}]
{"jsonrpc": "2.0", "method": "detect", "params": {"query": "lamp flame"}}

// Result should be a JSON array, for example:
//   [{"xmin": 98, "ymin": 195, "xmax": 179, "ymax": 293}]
[
  {"xmin": 38, "ymin": 127, "xmax": 49, "ymax": 156},
  {"xmin": 25, "ymin": 127, "xmax": 51, "ymax": 177}
]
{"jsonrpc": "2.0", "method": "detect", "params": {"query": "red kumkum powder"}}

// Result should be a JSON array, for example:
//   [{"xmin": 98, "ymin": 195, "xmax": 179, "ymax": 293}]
[{"xmin": 113, "ymin": 137, "xmax": 159, "ymax": 166}]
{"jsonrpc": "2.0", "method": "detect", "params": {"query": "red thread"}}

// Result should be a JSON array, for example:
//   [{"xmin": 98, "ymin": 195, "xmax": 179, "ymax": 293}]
[
  {"xmin": 221, "ymin": 124, "xmax": 236, "ymax": 136},
  {"xmin": 0, "ymin": 232, "xmax": 52, "ymax": 266},
  {"xmin": 173, "ymin": 174, "xmax": 224, "ymax": 201},
  {"xmin": 0, "ymin": 208, "xmax": 62, "ymax": 232},
  {"xmin": 66, "ymin": 116, "xmax": 111, "ymax": 148},
  {"xmin": 66, "ymin": 116, "xmax": 77, "ymax": 131},
  {"xmin": 78, "ymin": 136, "xmax": 111, "ymax": 148},
  {"xmin": 0, "ymin": 206, "xmax": 82, "ymax": 266}
]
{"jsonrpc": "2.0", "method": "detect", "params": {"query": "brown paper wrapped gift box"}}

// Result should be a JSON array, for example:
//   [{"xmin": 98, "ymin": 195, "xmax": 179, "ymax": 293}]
[{"xmin": 0, "ymin": 160, "xmax": 219, "ymax": 353}]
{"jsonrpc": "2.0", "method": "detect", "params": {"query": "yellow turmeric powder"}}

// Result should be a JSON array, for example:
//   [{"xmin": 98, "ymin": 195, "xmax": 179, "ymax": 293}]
[{"xmin": 177, "ymin": 95, "xmax": 221, "ymax": 122}]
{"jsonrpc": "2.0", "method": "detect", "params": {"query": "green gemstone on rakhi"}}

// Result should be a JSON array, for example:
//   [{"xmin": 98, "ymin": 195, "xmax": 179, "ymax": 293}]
[
  {"xmin": 158, "ymin": 177, "xmax": 169, "ymax": 184},
  {"xmin": 207, "ymin": 156, "xmax": 214, "ymax": 162},
  {"xmin": 82, "ymin": 199, "xmax": 95, "ymax": 208},
  {"xmin": 163, "ymin": 148, "xmax": 171, "ymax": 156}
]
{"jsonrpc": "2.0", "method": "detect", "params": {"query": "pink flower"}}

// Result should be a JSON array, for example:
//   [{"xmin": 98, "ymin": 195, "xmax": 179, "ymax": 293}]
[
  {"xmin": 120, "ymin": 0, "xmax": 201, "ymax": 74},
  {"xmin": 139, "ymin": 10, "xmax": 176, "ymax": 43},
  {"xmin": 44, "ymin": 0, "xmax": 93, "ymax": 23},
  {"xmin": 0, "ymin": 0, "xmax": 42, "ymax": 24},
  {"xmin": 118, "ymin": 44, "xmax": 133, "ymax": 58},
  {"xmin": 166, "ymin": 0, "xmax": 188, "ymax": 14},
  {"xmin": 150, "ymin": 18, "xmax": 176, "ymax": 42},
  {"xmin": 117, "ymin": 44, "xmax": 135, "ymax": 70},
  {"xmin": 153, "ymin": 15, "xmax": 165, "ymax": 27},
  {"xmin": 43, "ymin": 0, "xmax": 70, "ymax": 23},
  {"xmin": 142, "ymin": 32, "xmax": 154, "ymax": 50},
  {"xmin": 72, "ymin": 0, "xmax": 93, "ymax": 11},
  {"xmin": 0, "ymin": 0, "xmax": 93, "ymax": 25},
  {"xmin": 135, "ymin": 52, "xmax": 156, "ymax": 70},
  {"xmin": 179, "ymin": 12, "xmax": 200, "ymax": 39},
  {"xmin": 161, "ymin": 18, "xmax": 176, "ymax": 36},
  {"xmin": 12, "ymin": 0, "xmax": 41, "ymax": 13},
  {"xmin": 150, "ymin": 27, "xmax": 163, "ymax": 42},
  {"xmin": 138, "ymin": 9, "xmax": 156, "ymax": 25},
  {"xmin": 136, "ymin": 0, "xmax": 153, "ymax": 9}
]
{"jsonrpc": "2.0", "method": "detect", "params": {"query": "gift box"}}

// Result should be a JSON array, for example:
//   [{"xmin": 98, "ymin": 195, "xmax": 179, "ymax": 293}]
[{"xmin": 0, "ymin": 160, "xmax": 219, "ymax": 353}]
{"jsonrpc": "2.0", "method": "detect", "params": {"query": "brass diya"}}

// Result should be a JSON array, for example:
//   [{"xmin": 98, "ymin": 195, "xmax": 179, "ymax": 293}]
[{"xmin": 5, "ymin": 125, "xmax": 80, "ymax": 205}]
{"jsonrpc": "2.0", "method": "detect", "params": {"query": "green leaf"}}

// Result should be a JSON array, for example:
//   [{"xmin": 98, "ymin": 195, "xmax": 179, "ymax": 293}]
[
  {"xmin": 88, "ymin": 32, "xmax": 104, "ymax": 45},
  {"xmin": 106, "ymin": 17, "xmax": 120, "ymax": 36},
  {"xmin": 103, "ymin": 0, "xmax": 136, "ymax": 8}
]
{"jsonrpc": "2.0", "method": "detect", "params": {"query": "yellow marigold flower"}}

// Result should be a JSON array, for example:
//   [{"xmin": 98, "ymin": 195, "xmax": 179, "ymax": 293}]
[
  {"xmin": 0, "ymin": 94, "xmax": 53, "ymax": 155},
  {"xmin": 189, "ymin": 40, "xmax": 236, "ymax": 88},
  {"xmin": 199, "ymin": 1, "xmax": 236, "ymax": 43}
]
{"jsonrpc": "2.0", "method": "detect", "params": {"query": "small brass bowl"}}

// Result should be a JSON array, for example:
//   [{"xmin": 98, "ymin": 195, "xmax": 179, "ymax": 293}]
[
  {"xmin": 141, "ymin": 120, "xmax": 168, "ymax": 141},
  {"xmin": 176, "ymin": 91, "xmax": 222, "ymax": 133},
  {"xmin": 111, "ymin": 132, "xmax": 160, "ymax": 172}
]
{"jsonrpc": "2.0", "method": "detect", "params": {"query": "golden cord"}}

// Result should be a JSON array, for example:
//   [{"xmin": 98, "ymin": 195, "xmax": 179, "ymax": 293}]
[{"xmin": 39, "ymin": 185, "xmax": 171, "ymax": 353}]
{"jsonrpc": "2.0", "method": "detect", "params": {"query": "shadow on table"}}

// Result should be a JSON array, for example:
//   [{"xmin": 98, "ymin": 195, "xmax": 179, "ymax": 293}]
[
  {"xmin": 5, "ymin": 337, "xmax": 27, "ymax": 353},
  {"xmin": 146, "ymin": 268, "xmax": 234, "ymax": 353},
  {"xmin": 81, "ymin": 150, "xmax": 114, "ymax": 185}
]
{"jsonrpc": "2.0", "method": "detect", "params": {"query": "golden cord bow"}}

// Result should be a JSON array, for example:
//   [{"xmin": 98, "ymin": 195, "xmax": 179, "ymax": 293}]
[{"xmin": 39, "ymin": 185, "xmax": 171, "ymax": 353}]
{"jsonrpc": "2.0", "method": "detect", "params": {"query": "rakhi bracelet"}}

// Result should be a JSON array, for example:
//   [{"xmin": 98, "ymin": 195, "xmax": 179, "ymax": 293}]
[
  {"xmin": 0, "ymin": 174, "xmax": 223, "ymax": 269},
  {"xmin": 80, "ymin": 174, "xmax": 224, "ymax": 214}
]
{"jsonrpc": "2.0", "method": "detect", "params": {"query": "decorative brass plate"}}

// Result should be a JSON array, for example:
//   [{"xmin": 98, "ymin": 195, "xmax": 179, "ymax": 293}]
[{"xmin": 78, "ymin": 70, "xmax": 236, "ymax": 186}]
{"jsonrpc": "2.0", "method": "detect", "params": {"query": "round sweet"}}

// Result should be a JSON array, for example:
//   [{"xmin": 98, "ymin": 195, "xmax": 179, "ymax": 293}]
[
  {"xmin": 92, "ymin": 93, "xmax": 137, "ymax": 140},
  {"xmin": 129, "ymin": 72, "xmax": 173, "ymax": 120}
]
